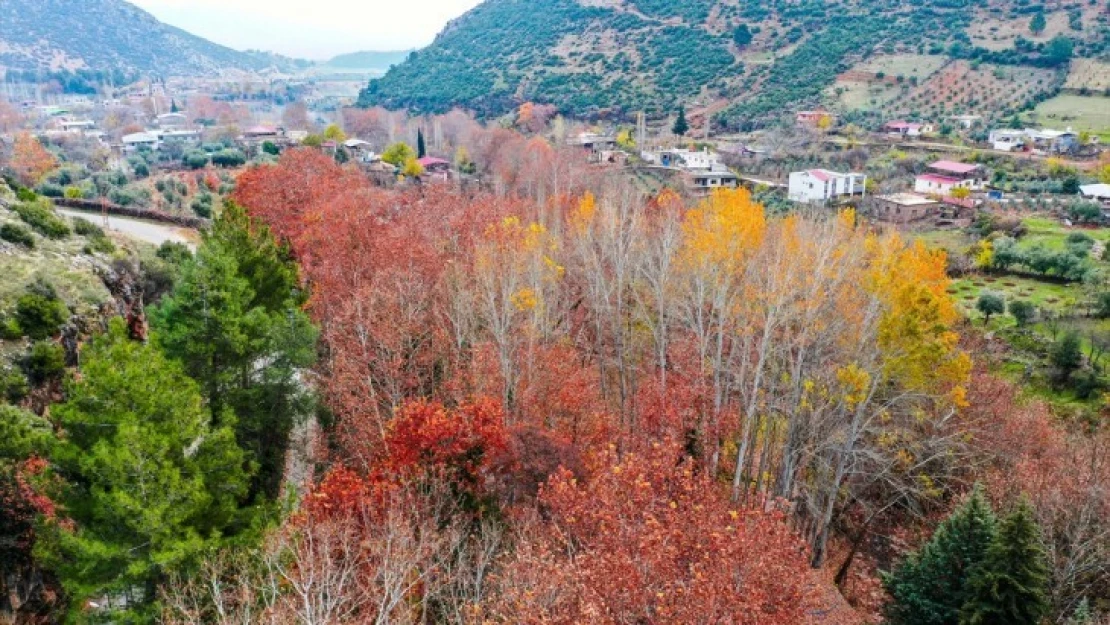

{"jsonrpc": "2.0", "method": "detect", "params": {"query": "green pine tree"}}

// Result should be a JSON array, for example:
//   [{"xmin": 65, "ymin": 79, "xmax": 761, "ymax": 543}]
[
  {"xmin": 153, "ymin": 202, "xmax": 317, "ymax": 502},
  {"xmin": 417, "ymin": 128, "xmax": 427, "ymax": 158},
  {"xmin": 960, "ymin": 499, "xmax": 1050, "ymax": 625},
  {"xmin": 1030, "ymin": 12, "xmax": 1046, "ymax": 35},
  {"xmin": 884, "ymin": 486, "xmax": 998, "ymax": 625},
  {"xmin": 672, "ymin": 106, "xmax": 689, "ymax": 136},
  {"xmin": 37, "ymin": 320, "xmax": 251, "ymax": 622}
]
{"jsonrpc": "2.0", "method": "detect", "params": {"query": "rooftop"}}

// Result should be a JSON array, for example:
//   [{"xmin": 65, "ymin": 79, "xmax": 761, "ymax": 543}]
[
  {"xmin": 929, "ymin": 160, "xmax": 980, "ymax": 175},
  {"xmin": 917, "ymin": 173, "xmax": 962, "ymax": 185},
  {"xmin": 417, "ymin": 156, "xmax": 451, "ymax": 167},
  {"xmin": 877, "ymin": 193, "xmax": 938, "ymax": 206}
]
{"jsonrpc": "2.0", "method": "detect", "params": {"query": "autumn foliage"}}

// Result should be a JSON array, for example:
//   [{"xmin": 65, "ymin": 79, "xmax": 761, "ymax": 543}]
[
  {"xmin": 8, "ymin": 132, "xmax": 57, "ymax": 187},
  {"xmin": 482, "ymin": 441, "xmax": 817, "ymax": 624},
  {"xmin": 218, "ymin": 145, "xmax": 995, "ymax": 624}
]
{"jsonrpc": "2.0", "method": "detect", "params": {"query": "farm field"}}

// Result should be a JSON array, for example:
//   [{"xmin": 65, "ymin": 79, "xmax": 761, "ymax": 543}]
[
  {"xmin": 1026, "ymin": 94, "xmax": 1110, "ymax": 136},
  {"xmin": 829, "ymin": 54, "xmax": 947, "ymax": 111},
  {"xmin": 852, "ymin": 54, "xmax": 948, "ymax": 78},
  {"xmin": 882, "ymin": 61, "xmax": 1059, "ymax": 121},
  {"xmin": 968, "ymin": 9, "xmax": 1076, "ymax": 51},
  {"xmin": 1064, "ymin": 59, "xmax": 1110, "ymax": 93}
]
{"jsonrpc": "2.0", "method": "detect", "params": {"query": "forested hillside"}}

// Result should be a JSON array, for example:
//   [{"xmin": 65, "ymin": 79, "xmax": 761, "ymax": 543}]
[
  {"xmin": 359, "ymin": 0, "xmax": 1110, "ymax": 126},
  {"xmin": 0, "ymin": 0, "xmax": 288, "ymax": 77}
]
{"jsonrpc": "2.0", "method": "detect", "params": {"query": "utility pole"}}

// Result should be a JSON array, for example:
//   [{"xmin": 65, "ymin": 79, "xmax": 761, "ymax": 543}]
[{"xmin": 636, "ymin": 111, "xmax": 646, "ymax": 154}]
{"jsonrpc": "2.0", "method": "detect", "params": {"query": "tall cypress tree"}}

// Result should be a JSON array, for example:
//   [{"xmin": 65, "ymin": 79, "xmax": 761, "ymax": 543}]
[
  {"xmin": 884, "ymin": 486, "xmax": 998, "ymax": 625},
  {"xmin": 672, "ymin": 106, "xmax": 689, "ymax": 136},
  {"xmin": 960, "ymin": 499, "xmax": 1050, "ymax": 625},
  {"xmin": 153, "ymin": 202, "xmax": 318, "ymax": 502},
  {"xmin": 417, "ymin": 128, "xmax": 427, "ymax": 158}
]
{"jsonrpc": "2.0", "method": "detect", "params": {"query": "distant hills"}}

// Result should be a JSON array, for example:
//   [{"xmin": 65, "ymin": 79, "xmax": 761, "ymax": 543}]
[
  {"xmin": 323, "ymin": 50, "xmax": 414, "ymax": 71},
  {"xmin": 359, "ymin": 0, "xmax": 1110, "ymax": 128},
  {"xmin": 0, "ymin": 0, "xmax": 303, "ymax": 78}
]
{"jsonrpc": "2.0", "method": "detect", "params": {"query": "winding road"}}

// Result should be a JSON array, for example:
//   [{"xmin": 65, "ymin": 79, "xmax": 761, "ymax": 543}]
[{"xmin": 56, "ymin": 208, "xmax": 199, "ymax": 249}]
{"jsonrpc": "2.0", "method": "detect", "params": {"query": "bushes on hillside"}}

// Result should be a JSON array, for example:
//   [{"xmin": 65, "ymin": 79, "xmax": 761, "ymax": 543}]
[
  {"xmin": 0, "ymin": 223, "xmax": 35, "ymax": 249},
  {"xmin": 12, "ymin": 199, "xmax": 70, "ymax": 239},
  {"xmin": 11, "ymin": 281, "xmax": 69, "ymax": 340}
]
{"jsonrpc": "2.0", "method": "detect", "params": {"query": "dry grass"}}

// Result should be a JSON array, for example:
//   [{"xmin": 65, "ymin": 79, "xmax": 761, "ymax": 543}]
[{"xmin": 1027, "ymin": 94, "xmax": 1110, "ymax": 134}]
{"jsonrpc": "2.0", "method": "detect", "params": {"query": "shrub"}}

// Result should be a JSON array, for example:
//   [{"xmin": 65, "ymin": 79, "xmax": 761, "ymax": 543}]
[
  {"xmin": 183, "ymin": 151, "xmax": 210, "ymax": 170},
  {"xmin": 72, "ymin": 218, "xmax": 103, "ymax": 237},
  {"xmin": 211, "ymin": 149, "xmax": 246, "ymax": 168},
  {"xmin": 0, "ymin": 366, "xmax": 29, "ymax": 403},
  {"xmin": 14, "ymin": 281, "xmax": 69, "ymax": 340},
  {"xmin": 83, "ymin": 234, "xmax": 116, "ymax": 255},
  {"xmin": 0, "ymin": 223, "xmax": 35, "ymax": 248},
  {"xmin": 977, "ymin": 292, "xmax": 1005, "ymax": 323},
  {"xmin": 36, "ymin": 183, "xmax": 64, "ymax": 198},
  {"xmin": 25, "ymin": 340, "xmax": 65, "ymax": 384},
  {"xmin": 1008, "ymin": 300, "xmax": 1035, "ymax": 326},
  {"xmin": 1050, "ymin": 331, "xmax": 1083, "ymax": 385},
  {"xmin": 190, "ymin": 193, "xmax": 214, "ymax": 219},
  {"xmin": 12, "ymin": 200, "xmax": 71, "ymax": 239}
]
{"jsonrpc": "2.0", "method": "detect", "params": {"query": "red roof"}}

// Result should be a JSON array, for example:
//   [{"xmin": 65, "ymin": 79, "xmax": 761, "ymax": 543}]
[
  {"xmin": 808, "ymin": 169, "xmax": 832, "ymax": 182},
  {"xmin": 929, "ymin": 160, "xmax": 979, "ymax": 175},
  {"xmin": 245, "ymin": 125, "xmax": 277, "ymax": 135},
  {"xmin": 417, "ymin": 156, "xmax": 450, "ymax": 167},
  {"xmin": 917, "ymin": 174, "xmax": 961, "ymax": 185}
]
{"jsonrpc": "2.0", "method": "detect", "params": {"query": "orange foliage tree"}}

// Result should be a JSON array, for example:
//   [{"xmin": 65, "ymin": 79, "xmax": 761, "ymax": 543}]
[
  {"xmin": 8, "ymin": 132, "xmax": 57, "ymax": 187},
  {"xmin": 481, "ymin": 441, "xmax": 820, "ymax": 624}
]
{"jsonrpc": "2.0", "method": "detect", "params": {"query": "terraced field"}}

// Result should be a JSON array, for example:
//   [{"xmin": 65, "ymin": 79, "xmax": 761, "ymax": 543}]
[
  {"xmin": 828, "ymin": 54, "xmax": 949, "ymax": 111},
  {"xmin": 882, "ymin": 61, "xmax": 1060, "ymax": 121},
  {"xmin": 1065, "ymin": 59, "xmax": 1110, "ymax": 93}
]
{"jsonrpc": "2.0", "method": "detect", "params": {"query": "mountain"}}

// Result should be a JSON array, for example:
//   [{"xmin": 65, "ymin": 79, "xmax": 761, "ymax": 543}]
[
  {"xmin": 0, "ymin": 0, "xmax": 292, "ymax": 77},
  {"xmin": 324, "ymin": 50, "xmax": 414, "ymax": 71},
  {"xmin": 359, "ymin": 0, "xmax": 1110, "ymax": 128}
]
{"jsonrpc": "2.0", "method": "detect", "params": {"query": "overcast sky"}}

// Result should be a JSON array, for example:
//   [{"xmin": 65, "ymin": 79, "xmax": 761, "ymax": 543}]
[{"xmin": 129, "ymin": 0, "xmax": 483, "ymax": 60}]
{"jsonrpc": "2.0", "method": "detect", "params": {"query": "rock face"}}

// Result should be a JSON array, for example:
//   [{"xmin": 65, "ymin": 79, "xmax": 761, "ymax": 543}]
[
  {"xmin": 97, "ymin": 258, "xmax": 147, "ymax": 342},
  {"xmin": 0, "ymin": 0, "xmax": 289, "ymax": 76}
]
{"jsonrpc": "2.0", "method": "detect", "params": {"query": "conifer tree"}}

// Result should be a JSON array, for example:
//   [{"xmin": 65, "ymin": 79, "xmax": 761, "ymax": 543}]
[
  {"xmin": 38, "ymin": 320, "xmax": 250, "ymax": 621},
  {"xmin": 884, "ymin": 486, "xmax": 998, "ymax": 625},
  {"xmin": 960, "ymin": 499, "xmax": 1050, "ymax": 625},
  {"xmin": 672, "ymin": 106, "xmax": 689, "ymax": 136},
  {"xmin": 417, "ymin": 128, "xmax": 427, "ymax": 158},
  {"xmin": 153, "ymin": 202, "xmax": 317, "ymax": 501}
]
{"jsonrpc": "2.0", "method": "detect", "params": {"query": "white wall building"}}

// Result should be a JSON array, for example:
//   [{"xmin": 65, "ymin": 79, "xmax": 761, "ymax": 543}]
[{"xmin": 788, "ymin": 169, "xmax": 867, "ymax": 204}]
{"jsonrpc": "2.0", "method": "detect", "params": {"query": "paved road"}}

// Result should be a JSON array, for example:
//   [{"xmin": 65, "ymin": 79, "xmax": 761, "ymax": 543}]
[{"xmin": 56, "ymin": 208, "xmax": 199, "ymax": 250}]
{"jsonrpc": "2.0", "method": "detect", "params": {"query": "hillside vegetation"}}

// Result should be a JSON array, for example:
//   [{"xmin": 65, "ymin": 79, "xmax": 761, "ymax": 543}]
[
  {"xmin": 0, "ymin": 0, "xmax": 291, "ymax": 77},
  {"xmin": 359, "ymin": 0, "xmax": 1110, "ymax": 126}
]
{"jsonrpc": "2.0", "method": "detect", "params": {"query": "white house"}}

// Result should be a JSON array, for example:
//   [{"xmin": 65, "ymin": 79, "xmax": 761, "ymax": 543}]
[
  {"xmin": 59, "ymin": 119, "xmax": 96, "ymax": 132},
  {"xmin": 788, "ymin": 169, "xmax": 867, "ymax": 204},
  {"xmin": 648, "ymin": 148, "xmax": 722, "ymax": 170},
  {"xmin": 1080, "ymin": 183, "xmax": 1110, "ymax": 204},
  {"xmin": 156, "ymin": 112, "xmax": 189, "ymax": 128},
  {"xmin": 884, "ymin": 120, "xmax": 934, "ymax": 138},
  {"xmin": 989, "ymin": 129, "xmax": 1026, "ymax": 152},
  {"xmin": 914, "ymin": 161, "xmax": 984, "ymax": 195},
  {"xmin": 121, "ymin": 131, "xmax": 161, "ymax": 151},
  {"xmin": 914, "ymin": 174, "xmax": 967, "ymax": 196}
]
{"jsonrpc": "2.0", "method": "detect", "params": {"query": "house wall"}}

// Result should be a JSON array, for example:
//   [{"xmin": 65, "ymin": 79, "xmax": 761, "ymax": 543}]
[
  {"xmin": 788, "ymin": 172, "xmax": 826, "ymax": 203},
  {"xmin": 874, "ymin": 198, "xmax": 936, "ymax": 224},
  {"xmin": 915, "ymin": 177, "xmax": 972, "ymax": 195}
]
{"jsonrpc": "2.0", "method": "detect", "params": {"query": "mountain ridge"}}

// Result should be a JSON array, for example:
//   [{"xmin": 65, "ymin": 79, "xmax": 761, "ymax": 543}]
[
  {"xmin": 0, "ymin": 0, "xmax": 297, "ymax": 77},
  {"xmin": 358, "ymin": 0, "xmax": 1110, "ymax": 128}
]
